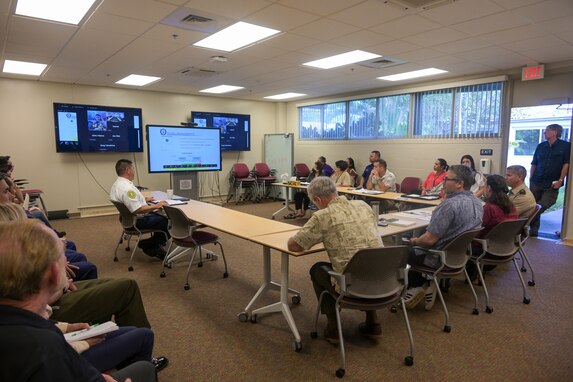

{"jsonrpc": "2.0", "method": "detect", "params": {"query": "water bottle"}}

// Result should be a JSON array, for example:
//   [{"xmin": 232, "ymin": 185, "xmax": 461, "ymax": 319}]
[{"xmin": 371, "ymin": 201, "xmax": 380, "ymax": 224}]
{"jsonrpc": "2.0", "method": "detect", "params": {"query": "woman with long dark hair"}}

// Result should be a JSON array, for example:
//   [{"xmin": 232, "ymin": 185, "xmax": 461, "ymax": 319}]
[
  {"xmin": 481, "ymin": 174, "xmax": 518, "ymax": 237},
  {"xmin": 461, "ymin": 154, "xmax": 485, "ymax": 198},
  {"xmin": 420, "ymin": 158, "xmax": 448, "ymax": 195},
  {"xmin": 346, "ymin": 157, "xmax": 359, "ymax": 187}
]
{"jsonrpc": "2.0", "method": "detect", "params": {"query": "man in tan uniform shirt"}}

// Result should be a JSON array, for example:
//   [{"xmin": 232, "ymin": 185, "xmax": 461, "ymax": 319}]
[{"xmin": 506, "ymin": 165, "xmax": 537, "ymax": 219}]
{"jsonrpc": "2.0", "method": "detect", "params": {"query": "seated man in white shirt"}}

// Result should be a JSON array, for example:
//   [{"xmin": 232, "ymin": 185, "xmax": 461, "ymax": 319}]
[
  {"xmin": 110, "ymin": 159, "xmax": 169, "ymax": 259},
  {"xmin": 366, "ymin": 158, "xmax": 397, "ymax": 211}
]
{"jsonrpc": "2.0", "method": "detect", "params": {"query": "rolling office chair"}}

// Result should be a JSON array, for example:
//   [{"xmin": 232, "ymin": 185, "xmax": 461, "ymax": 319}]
[
  {"xmin": 518, "ymin": 204, "xmax": 542, "ymax": 286},
  {"xmin": 399, "ymin": 177, "xmax": 422, "ymax": 195},
  {"xmin": 161, "ymin": 205, "xmax": 228, "ymax": 290},
  {"xmin": 111, "ymin": 200, "xmax": 169, "ymax": 272},
  {"xmin": 311, "ymin": 246, "xmax": 414, "ymax": 378},
  {"xmin": 293, "ymin": 163, "xmax": 311, "ymax": 181},
  {"xmin": 472, "ymin": 218, "xmax": 530, "ymax": 313}
]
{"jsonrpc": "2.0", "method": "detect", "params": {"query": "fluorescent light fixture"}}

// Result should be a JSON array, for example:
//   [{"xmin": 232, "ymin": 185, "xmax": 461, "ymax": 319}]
[
  {"xmin": 193, "ymin": 21, "xmax": 280, "ymax": 52},
  {"xmin": 265, "ymin": 93, "xmax": 307, "ymax": 100},
  {"xmin": 200, "ymin": 85, "xmax": 244, "ymax": 94},
  {"xmin": 3, "ymin": 59, "xmax": 47, "ymax": 75},
  {"xmin": 15, "ymin": 0, "xmax": 97, "ymax": 25},
  {"xmin": 115, "ymin": 74, "xmax": 161, "ymax": 86},
  {"xmin": 378, "ymin": 68, "xmax": 448, "ymax": 81},
  {"xmin": 303, "ymin": 50, "xmax": 381, "ymax": 69}
]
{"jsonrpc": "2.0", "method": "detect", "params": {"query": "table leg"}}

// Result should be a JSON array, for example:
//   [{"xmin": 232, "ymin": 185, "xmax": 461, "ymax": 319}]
[{"xmin": 271, "ymin": 185, "xmax": 294, "ymax": 219}]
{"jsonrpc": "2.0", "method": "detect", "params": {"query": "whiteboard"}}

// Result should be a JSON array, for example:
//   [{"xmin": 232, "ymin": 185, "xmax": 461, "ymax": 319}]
[{"xmin": 264, "ymin": 134, "xmax": 293, "ymax": 198}]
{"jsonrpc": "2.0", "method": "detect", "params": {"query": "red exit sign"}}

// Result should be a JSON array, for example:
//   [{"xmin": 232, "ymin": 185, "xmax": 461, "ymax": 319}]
[{"xmin": 522, "ymin": 65, "xmax": 545, "ymax": 81}]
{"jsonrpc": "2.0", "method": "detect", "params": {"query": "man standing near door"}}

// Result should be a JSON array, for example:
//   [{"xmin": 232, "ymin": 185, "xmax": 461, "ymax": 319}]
[{"xmin": 529, "ymin": 124, "xmax": 570, "ymax": 236}]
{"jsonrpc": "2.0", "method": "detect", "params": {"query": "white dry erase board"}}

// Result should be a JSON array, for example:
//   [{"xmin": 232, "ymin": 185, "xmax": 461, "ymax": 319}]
[{"xmin": 264, "ymin": 134, "xmax": 293, "ymax": 199}]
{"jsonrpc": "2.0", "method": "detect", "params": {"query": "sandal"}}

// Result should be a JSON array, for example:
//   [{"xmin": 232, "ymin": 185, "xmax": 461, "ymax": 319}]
[{"xmin": 284, "ymin": 212, "xmax": 297, "ymax": 219}]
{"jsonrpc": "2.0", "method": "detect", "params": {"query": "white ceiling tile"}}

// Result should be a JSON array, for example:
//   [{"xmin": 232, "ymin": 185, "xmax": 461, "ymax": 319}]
[
  {"xmin": 417, "ymin": 55, "xmax": 467, "ymax": 67},
  {"xmin": 512, "ymin": 0, "xmax": 573, "ymax": 22},
  {"xmin": 290, "ymin": 18, "xmax": 359, "ymax": 42},
  {"xmin": 7, "ymin": 16, "xmax": 77, "ymax": 59},
  {"xmin": 450, "ymin": 11, "xmax": 530, "ymax": 36},
  {"xmin": 98, "ymin": 0, "xmax": 178, "ymax": 23},
  {"xmin": 421, "ymin": 0, "xmax": 504, "ymax": 25},
  {"xmin": 329, "ymin": 0, "xmax": 408, "ymax": 28},
  {"xmin": 490, "ymin": 0, "xmax": 544, "ymax": 9},
  {"xmin": 244, "ymin": 3, "xmax": 320, "ymax": 31},
  {"xmin": 520, "ymin": 43, "xmax": 573, "ymax": 64},
  {"xmin": 276, "ymin": 0, "xmax": 364, "ymax": 17},
  {"xmin": 538, "ymin": 15, "xmax": 573, "ymax": 43},
  {"xmin": 503, "ymin": 35, "xmax": 565, "ymax": 54},
  {"xmin": 397, "ymin": 48, "xmax": 444, "ymax": 62},
  {"xmin": 402, "ymin": 27, "xmax": 469, "ymax": 47},
  {"xmin": 368, "ymin": 40, "xmax": 422, "ymax": 56},
  {"xmin": 438, "ymin": 61, "xmax": 497, "ymax": 75},
  {"xmin": 370, "ymin": 15, "xmax": 441, "ymax": 39},
  {"xmin": 140, "ymin": 23, "xmax": 207, "ymax": 45},
  {"xmin": 263, "ymin": 32, "xmax": 321, "ymax": 51},
  {"xmin": 433, "ymin": 38, "xmax": 491, "ymax": 54},
  {"xmin": 329, "ymin": 30, "xmax": 393, "ymax": 50},
  {"xmin": 85, "ymin": 12, "xmax": 154, "ymax": 36},
  {"xmin": 479, "ymin": 24, "xmax": 548, "ymax": 44}
]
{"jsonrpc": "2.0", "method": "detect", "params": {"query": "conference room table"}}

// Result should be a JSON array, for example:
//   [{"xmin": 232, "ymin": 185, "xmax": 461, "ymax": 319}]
[
  {"xmin": 270, "ymin": 182, "xmax": 441, "ymax": 219},
  {"xmin": 149, "ymin": 193, "xmax": 433, "ymax": 351}
]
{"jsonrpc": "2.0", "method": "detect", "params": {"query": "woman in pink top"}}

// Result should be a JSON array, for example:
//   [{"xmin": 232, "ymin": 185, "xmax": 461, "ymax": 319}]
[{"xmin": 421, "ymin": 158, "xmax": 448, "ymax": 195}]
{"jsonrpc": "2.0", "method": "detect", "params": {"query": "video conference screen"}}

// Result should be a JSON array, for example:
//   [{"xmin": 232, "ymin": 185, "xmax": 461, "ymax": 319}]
[
  {"xmin": 53, "ymin": 103, "xmax": 143, "ymax": 152},
  {"xmin": 146, "ymin": 125, "xmax": 222, "ymax": 173},
  {"xmin": 191, "ymin": 111, "xmax": 250, "ymax": 151}
]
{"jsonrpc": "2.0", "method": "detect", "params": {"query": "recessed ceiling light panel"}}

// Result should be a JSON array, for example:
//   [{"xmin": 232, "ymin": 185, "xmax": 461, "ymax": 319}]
[
  {"xmin": 116, "ymin": 74, "xmax": 162, "ymax": 86},
  {"xmin": 3, "ymin": 59, "xmax": 47, "ymax": 75},
  {"xmin": 15, "ymin": 0, "xmax": 98, "ymax": 25},
  {"xmin": 200, "ymin": 85, "xmax": 244, "ymax": 94},
  {"xmin": 303, "ymin": 50, "xmax": 382, "ymax": 69},
  {"xmin": 264, "ymin": 93, "xmax": 307, "ymax": 100},
  {"xmin": 193, "ymin": 21, "xmax": 280, "ymax": 52},
  {"xmin": 377, "ymin": 68, "xmax": 447, "ymax": 81}
]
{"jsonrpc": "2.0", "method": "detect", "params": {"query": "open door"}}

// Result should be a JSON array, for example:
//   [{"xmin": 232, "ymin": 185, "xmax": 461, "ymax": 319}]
[{"xmin": 508, "ymin": 104, "xmax": 572, "ymax": 239}]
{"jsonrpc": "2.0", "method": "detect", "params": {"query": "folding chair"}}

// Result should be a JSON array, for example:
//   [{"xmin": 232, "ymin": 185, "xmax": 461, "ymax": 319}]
[
  {"xmin": 404, "ymin": 228, "xmax": 483, "ymax": 332},
  {"xmin": 310, "ymin": 246, "xmax": 414, "ymax": 378},
  {"xmin": 161, "ymin": 205, "xmax": 228, "ymax": 290},
  {"xmin": 226, "ymin": 163, "xmax": 258, "ymax": 204},
  {"xmin": 472, "ymin": 218, "xmax": 530, "ymax": 313},
  {"xmin": 253, "ymin": 162, "xmax": 276, "ymax": 200},
  {"xmin": 518, "ymin": 204, "xmax": 542, "ymax": 286},
  {"xmin": 111, "ymin": 200, "xmax": 168, "ymax": 271}
]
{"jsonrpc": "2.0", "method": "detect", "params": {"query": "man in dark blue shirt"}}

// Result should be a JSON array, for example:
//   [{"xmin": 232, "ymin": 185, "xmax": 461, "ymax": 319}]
[
  {"xmin": 361, "ymin": 150, "xmax": 380, "ymax": 188},
  {"xmin": 529, "ymin": 124, "xmax": 570, "ymax": 236}
]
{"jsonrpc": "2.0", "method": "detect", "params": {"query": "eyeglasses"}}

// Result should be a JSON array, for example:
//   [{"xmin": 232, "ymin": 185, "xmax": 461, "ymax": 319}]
[{"xmin": 443, "ymin": 177, "xmax": 459, "ymax": 182}]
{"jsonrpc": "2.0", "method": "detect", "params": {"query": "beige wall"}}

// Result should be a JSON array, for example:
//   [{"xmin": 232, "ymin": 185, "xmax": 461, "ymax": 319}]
[{"xmin": 0, "ymin": 78, "xmax": 279, "ymax": 213}]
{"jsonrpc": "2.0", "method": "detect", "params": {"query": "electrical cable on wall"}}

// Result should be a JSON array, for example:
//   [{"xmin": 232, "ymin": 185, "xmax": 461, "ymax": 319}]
[{"xmin": 77, "ymin": 152, "xmax": 110, "ymax": 196}]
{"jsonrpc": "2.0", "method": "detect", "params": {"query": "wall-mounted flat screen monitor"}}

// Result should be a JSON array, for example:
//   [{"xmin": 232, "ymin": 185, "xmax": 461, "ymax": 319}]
[
  {"xmin": 146, "ymin": 125, "xmax": 222, "ymax": 173},
  {"xmin": 191, "ymin": 111, "xmax": 250, "ymax": 151},
  {"xmin": 53, "ymin": 103, "xmax": 143, "ymax": 152}
]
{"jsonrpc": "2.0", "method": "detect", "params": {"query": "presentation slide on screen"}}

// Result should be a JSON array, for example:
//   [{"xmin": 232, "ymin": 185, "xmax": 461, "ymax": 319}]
[{"xmin": 148, "ymin": 127, "xmax": 221, "ymax": 172}]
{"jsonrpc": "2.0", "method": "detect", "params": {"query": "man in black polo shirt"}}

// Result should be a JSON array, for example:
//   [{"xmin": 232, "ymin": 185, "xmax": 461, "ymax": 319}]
[{"xmin": 529, "ymin": 124, "xmax": 570, "ymax": 236}]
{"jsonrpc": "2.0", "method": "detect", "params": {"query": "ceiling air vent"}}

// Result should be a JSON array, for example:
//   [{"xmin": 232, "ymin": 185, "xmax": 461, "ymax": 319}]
[
  {"xmin": 179, "ymin": 67, "xmax": 220, "ymax": 78},
  {"xmin": 384, "ymin": 0, "xmax": 455, "ymax": 10},
  {"xmin": 180, "ymin": 14, "xmax": 213, "ymax": 24},
  {"xmin": 357, "ymin": 56, "xmax": 406, "ymax": 69}
]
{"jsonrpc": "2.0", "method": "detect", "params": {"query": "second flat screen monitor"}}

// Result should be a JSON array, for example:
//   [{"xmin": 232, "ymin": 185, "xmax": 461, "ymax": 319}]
[
  {"xmin": 191, "ymin": 111, "xmax": 250, "ymax": 151},
  {"xmin": 146, "ymin": 125, "xmax": 222, "ymax": 173}
]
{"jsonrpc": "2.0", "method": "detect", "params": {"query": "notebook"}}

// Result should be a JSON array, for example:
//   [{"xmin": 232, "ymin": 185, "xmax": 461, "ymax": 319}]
[{"xmin": 64, "ymin": 321, "xmax": 118, "ymax": 342}]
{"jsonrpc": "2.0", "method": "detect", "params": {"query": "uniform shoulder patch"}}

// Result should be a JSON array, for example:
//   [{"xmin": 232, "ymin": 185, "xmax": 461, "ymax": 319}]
[{"xmin": 127, "ymin": 190, "xmax": 137, "ymax": 199}]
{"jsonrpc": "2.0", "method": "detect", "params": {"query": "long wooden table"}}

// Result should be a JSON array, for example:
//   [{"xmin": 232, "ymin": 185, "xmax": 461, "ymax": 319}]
[{"xmin": 270, "ymin": 182, "xmax": 441, "ymax": 219}]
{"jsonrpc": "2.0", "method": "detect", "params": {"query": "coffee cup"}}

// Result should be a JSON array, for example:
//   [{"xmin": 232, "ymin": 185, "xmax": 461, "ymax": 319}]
[{"xmin": 166, "ymin": 189, "xmax": 174, "ymax": 199}]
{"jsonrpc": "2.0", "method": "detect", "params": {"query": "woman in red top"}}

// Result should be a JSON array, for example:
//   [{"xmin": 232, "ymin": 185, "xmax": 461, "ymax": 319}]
[
  {"xmin": 481, "ymin": 174, "xmax": 518, "ymax": 237},
  {"xmin": 420, "ymin": 158, "xmax": 448, "ymax": 195}
]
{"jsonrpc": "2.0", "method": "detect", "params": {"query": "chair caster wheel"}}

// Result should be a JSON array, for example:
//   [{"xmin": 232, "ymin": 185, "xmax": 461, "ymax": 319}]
[
  {"xmin": 113, "ymin": 257, "xmax": 118, "ymax": 262},
  {"xmin": 472, "ymin": 308, "xmax": 479, "ymax": 315},
  {"xmin": 166, "ymin": 262, "xmax": 173, "ymax": 269},
  {"xmin": 521, "ymin": 266, "xmax": 527, "ymax": 272},
  {"xmin": 292, "ymin": 294, "xmax": 301, "ymax": 305},
  {"xmin": 160, "ymin": 272, "xmax": 166, "ymax": 278},
  {"xmin": 523, "ymin": 297, "xmax": 530, "ymax": 304},
  {"xmin": 292, "ymin": 341, "xmax": 302, "ymax": 352},
  {"xmin": 250, "ymin": 314, "xmax": 257, "ymax": 323},
  {"xmin": 390, "ymin": 305, "xmax": 397, "ymax": 313},
  {"xmin": 528, "ymin": 280, "xmax": 535, "ymax": 286},
  {"xmin": 238, "ymin": 312, "xmax": 249, "ymax": 323},
  {"xmin": 335, "ymin": 368, "xmax": 345, "ymax": 378},
  {"xmin": 223, "ymin": 272, "xmax": 229, "ymax": 278},
  {"xmin": 197, "ymin": 262, "xmax": 203, "ymax": 268},
  {"xmin": 405, "ymin": 356, "xmax": 414, "ymax": 366},
  {"xmin": 486, "ymin": 306, "xmax": 493, "ymax": 314},
  {"xmin": 128, "ymin": 266, "xmax": 134, "ymax": 272},
  {"xmin": 310, "ymin": 331, "xmax": 317, "ymax": 339},
  {"xmin": 443, "ymin": 325, "xmax": 451, "ymax": 333},
  {"xmin": 184, "ymin": 284, "xmax": 190, "ymax": 290}
]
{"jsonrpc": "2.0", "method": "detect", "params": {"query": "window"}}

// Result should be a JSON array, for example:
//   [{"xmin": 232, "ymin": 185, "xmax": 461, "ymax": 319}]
[
  {"xmin": 298, "ymin": 80, "xmax": 504, "ymax": 141},
  {"xmin": 379, "ymin": 94, "xmax": 409, "ymax": 138},
  {"xmin": 513, "ymin": 129, "xmax": 540, "ymax": 156}
]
